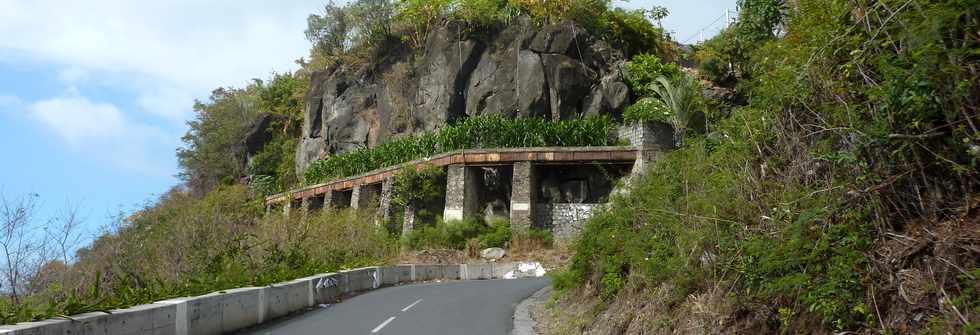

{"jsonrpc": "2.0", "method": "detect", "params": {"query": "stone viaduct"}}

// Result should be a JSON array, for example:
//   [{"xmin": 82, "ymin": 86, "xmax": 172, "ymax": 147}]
[{"xmin": 265, "ymin": 122, "xmax": 674, "ymax": 243}]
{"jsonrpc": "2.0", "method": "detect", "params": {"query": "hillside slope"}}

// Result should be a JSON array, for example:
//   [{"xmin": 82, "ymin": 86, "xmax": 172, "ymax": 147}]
[{"xmin": 541, "ymin": 0, "xmax": 979, "ymax": 334}]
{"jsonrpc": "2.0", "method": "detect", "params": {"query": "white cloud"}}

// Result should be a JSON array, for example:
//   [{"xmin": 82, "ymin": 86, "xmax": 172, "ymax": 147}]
[
  {"xmin": 58, "ymin": 68, "xmax": 89, "ymax": 84},
  {"xmin": 29, "ymin": 96, "xmax": 127, "ymax": 145},
  {"xmin": 28, "ymin": 95, "xmax": 174, "ymax": 175},
  {"xmin": 137, "ymin": 84, "xmax": 197, "ymax": 122},
  {"xmin": 0, "ymin": 0, "xmax": 323, "ymax": 122}
]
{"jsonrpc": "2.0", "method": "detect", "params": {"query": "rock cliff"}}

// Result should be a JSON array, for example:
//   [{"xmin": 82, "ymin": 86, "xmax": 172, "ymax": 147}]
[{"xmin": 297, "ymin": 18, "xmax": 632, "ymax": 173}]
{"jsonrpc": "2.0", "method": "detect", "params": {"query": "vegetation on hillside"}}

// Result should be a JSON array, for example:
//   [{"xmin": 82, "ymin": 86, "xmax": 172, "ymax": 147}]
[
  {"xmin": 301, "ymin": 0, "xmax": 674, "ymax": 70},
  {"xmin": 0, "ymin": 187, "xmax": 394, "ymax": 324},
  {"xmin": 551, "ymin": 0, "xmax": 979, "ymax": 333},
  {"xmin": 178, "ymin": 73, "xmax": 307, "ymax": 196}
]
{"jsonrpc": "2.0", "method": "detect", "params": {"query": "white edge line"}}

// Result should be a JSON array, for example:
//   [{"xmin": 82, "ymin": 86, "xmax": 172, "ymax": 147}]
[
  {"xmin": 401, "ymin": 299, "xmax": 423, "ymax": 312},
  {"xmin": 371, "ymin": 316, "xmax": 396, "ymax": 333}
]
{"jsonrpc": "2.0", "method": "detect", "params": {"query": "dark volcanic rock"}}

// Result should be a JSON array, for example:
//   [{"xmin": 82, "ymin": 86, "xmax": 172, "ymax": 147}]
[
  {"xmin": 541, "ymin": 53, "xmax": 596, "ymax": 119},
  {"xmin": 417, "ymin": 23, "xmax": 484, "ymax": 128},
  {"xmin": 464, "ymin": 18, "xmax": 539, "ymax": 117},
  {"xmin": 529, "ymin": 21, "xmax": 586, "ymax": 56},
  {"xmin": 243, "ymin": 113, "xmax": 277, "ymax": 156},
  {"xmin": 295, "ymin": 18, "xmax": 632, "ymax": 173}
]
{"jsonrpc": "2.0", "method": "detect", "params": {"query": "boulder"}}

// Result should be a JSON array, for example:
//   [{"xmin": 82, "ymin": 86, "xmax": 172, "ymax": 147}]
[{"xmin": 480, "ymin": 247, "xmax": 506, "ymax": 261}]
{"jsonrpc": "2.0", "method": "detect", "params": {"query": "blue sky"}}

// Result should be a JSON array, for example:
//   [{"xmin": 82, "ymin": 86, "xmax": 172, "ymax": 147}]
[{"xmin": 0, "ymin": 0, "xmax": 734, "ymax": 246}]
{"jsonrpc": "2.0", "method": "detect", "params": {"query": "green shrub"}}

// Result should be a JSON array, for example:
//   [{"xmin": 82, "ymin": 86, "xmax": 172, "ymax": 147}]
[
  {"xmin": 249, "ymin": 175, "xmax": 277, "ymax": 197},
  {"xmin": 527, "ymin": 227, "xmax": 553, "ymax": 247},
  {"xmin": 623, "ymin": 54, "xmax": 682, "ymax": 97},
  {"xmin": 647, "ymin": 74, "xmax": 703, "ymax": 139},
  {"xmin": 402, "ymin": 216, "xmax": 515, "ymax": 250},
  {"xmin": 477, "ymin": 217, "xmax": 512, "ymax": 248},
  {"xmin": 623, "ymin": 97, "xmax": 670, "ymax": 123},
  {"xmin": 598, "ymin": 8, "xmax": 673, "ymax": 58}
]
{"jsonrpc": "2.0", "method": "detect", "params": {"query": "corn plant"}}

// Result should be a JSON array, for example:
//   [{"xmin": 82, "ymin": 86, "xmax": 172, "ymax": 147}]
[{"xmin": 305, "ymin": 114, "xmax": 617, "ymax": 184}]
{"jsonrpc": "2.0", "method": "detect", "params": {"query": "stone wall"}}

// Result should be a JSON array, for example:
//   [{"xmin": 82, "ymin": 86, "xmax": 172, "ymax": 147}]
[
  {"xmin": 616, "ymin": 121, "xmax": 675, "ymax": 185},
  {"xmin": 536, "ymin": 203, "xmax": 602, "ymax": 243},
  {"xmin": 617, "ymin": 121, "xmax": 675, "ymax": 149}
]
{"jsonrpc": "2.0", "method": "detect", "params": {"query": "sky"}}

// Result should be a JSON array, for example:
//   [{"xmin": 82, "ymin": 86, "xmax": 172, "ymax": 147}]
[{"xmin": 0, "ymin": 0, "xmax": 735, "ymax": 246}]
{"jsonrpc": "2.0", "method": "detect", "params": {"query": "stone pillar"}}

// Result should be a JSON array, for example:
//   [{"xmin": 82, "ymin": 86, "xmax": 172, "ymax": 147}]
[
  {"xmin": 403, "ymin": 204, "xmax": 416, "ymax": 236},
  {"xmin": 379, "ymin": 177, "xmax": 396, "ymax": 225},
  {"xmin": 510, "ymin": 162, "xmax": 537, "ymax": 236},
  {"xmin": 619, "ymin": 121, "xmax": 676, "ymax": 176},
  {"xmin": 351, "ymin": 185, "xmax": 365, "ymax": 209},
  {"xmin": 324, "ymin": 190, "xmax": 343, "ymax": 209},
  {"xmin": 300, "ymin": 196, "xmax": 311, "ymax": 221},
  {"xmin": 443, "ymin": 165, "xmax": 480, "ymax": 222}
]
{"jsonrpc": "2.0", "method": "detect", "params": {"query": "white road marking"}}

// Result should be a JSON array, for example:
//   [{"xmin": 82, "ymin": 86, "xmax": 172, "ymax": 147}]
[
  {"xmin": 401, "ymin": 299, "xmax": 423, "ymax": 312},
  {"xmin": 371, "ymin": 316, "xmax": 396, "ymax": 333}
]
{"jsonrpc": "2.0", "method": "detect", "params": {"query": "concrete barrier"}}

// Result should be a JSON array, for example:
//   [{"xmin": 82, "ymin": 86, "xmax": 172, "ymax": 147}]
[
  {"xmin": 343, "ymin": 267, "xmax": 378, "ymax": 292},
  {"xmin": 462, "ymin": 263, "xmax": 493, "ymax": 280},
  {"xmin": 217, "ymin": 288, "xmax": 262, "ymax": 332},
  {"xmin": 263, "ymin": 280, "xmax": 310, "ymax": 321},
  {"xmin": 109, "ymin": 303, "xmax": 178, "ymax": 335},
  {"xmin": 381, "ymin": 265, "xmax": 412, "ymax": 285},
  {"xmin": 414, "ymin": 264, "xmax": 444, "ymax": 281},
  {"xmin": 492, "ymin": 262, "xmax": 517, "ymax": 279},
  {"xmin": 0, "ymin": 262, "xmax": 544, "ymax": 335},
  {"xmin": 185, "ymin": 293, "xmax": 225, "ymax": 335},
  {"xmin": 442, "ymin": 264, "xmax": 461, "ymax": 280},
  {"xmin": 312, "ymin": 272, "xmax": 346, "ymax": 304}
]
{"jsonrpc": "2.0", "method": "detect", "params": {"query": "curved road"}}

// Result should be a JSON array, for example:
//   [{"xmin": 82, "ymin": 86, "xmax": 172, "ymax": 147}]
[{"xmin": 236, "ymin": 278, "xmax": 550, "ymax": 335}]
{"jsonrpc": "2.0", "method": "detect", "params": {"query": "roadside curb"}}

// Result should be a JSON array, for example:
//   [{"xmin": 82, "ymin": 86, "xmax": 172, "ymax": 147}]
[{"xmin": 512, "ymin": 285, "xmax": 552, "ymax": 335}]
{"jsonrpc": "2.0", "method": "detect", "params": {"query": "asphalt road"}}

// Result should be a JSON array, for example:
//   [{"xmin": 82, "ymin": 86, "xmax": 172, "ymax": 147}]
[{"xmin": 236, "ymin": 278, "xmax": 550, "ymax": 335}]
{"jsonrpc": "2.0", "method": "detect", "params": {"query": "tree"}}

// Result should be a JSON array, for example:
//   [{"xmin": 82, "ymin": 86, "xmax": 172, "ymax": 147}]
[
  {"xmin": 305, "ymin": 1, "xmax": 353, "ymax": 57},
  {"xmin": 0, "ymin": 193, "xmax": 39, "ymax": 304},
  {"xmin": 735, "ymin": 0, "xmax": 786, "ymax": 42},
  {"xmin": 177, "ymin": 86, "xmax": 262, "ymax": 195},
  {"xmin": 395, "ymin": 0, "xmax": 453, "ymax": 48},
  {"xmin": 350, "ymin": 0, "xmax": 396, "ymax": 45},
  {"xmin": 648, "ymin": 74, "xmax": 702, "ymax": 143}
]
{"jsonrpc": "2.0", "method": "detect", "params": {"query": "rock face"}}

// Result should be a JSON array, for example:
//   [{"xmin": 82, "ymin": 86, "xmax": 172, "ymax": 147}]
[{"xmin": 297, "ymin": 19, "xmax": 631, "ymax": 174}]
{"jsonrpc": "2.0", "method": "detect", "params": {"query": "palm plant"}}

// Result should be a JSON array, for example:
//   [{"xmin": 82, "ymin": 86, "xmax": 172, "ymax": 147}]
[{"xmin": 648, "ymin": 74, "xmax": 702, "ymax": 144}]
